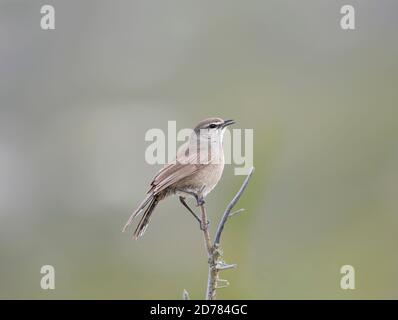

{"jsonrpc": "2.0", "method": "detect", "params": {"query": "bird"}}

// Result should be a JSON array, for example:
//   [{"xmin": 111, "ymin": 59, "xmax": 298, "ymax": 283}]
[{"xmin": 122, "ymin": 117, "xmax": 235, "ymax": 239}]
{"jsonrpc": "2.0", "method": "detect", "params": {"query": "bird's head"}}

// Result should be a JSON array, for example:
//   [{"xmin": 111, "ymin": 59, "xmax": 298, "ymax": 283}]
[{"xmin": 193, "ymin": 118, "xmax": 235, "ymax": 142}]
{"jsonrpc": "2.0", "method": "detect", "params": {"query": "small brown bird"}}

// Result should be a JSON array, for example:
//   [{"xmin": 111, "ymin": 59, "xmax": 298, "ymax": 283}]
[{"xmin": 123, "ymin": 118, "xmax": 235, "ymax": 239}]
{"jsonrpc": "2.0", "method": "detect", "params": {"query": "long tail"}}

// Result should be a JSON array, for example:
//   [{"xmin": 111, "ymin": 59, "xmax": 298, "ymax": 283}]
[
  {"xmin": 133, "ymin": 196, "xmax": 159, "ymax": 240},
  {"xmin": 122, "ymin": 193, "xmax": 154, "ymax": 233}
]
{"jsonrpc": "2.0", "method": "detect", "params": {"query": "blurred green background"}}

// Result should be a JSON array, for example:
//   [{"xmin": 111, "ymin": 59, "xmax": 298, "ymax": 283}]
[{"xmin": 1, "ymin": 0, "xmax": 398, "ymax": 299}]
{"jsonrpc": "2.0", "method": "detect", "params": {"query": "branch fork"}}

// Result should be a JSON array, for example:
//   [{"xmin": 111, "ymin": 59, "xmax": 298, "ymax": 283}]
[{"xmin": 184, "ymin": 167, "xmax": 255, "ymax": 300}]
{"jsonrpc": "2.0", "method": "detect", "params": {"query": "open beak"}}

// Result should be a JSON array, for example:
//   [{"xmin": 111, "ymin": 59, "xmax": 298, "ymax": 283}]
[{"xmin": 222, "ymin": 119, "xmax": 235, "ymax": 128}]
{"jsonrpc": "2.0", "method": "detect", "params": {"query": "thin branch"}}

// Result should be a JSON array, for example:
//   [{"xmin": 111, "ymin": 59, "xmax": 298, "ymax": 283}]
[
  {"xmin": 214, "ymin": 167, "xmax": 255, "ymax": 246},
  {"xmin": 182, "ymin": 289, "xmax": 190, "ymax": 300},
  {"xmin": 199, "ymin": 204, "xmax": 212, "ymax": 256},
  {"xmin": 229, "ymin": 208, "xmax": 245, "ymax": 217},
  {"xmin": 216, "ymin": 261, "xmax": 237, "ymax": 270},
  {"xmin": 199, "ymin": 166, "xmax": 255, "ymax": 300},
  {"xmin": 198, "ymin": 202, "xmax": 216, "ymax": 300}
]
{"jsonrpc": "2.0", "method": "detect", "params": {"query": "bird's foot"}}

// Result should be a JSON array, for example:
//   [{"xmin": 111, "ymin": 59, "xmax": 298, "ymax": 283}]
[
  {"xmin": 196, "ymin": 186, "xmax": 206, "ymax": 206},
  {"xmin": 195, "ymin": 194, "xmax": 205, "ymax": 206},
  {"xmin": 197, "ymin": 198, "xmax": 205, "ymax": 206}
]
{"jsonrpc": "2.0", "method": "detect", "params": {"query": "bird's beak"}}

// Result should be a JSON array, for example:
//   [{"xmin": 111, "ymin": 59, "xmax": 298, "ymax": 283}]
[{"xmin": 222, "ymin": 119, "xmax": 235, "ymax": 128}]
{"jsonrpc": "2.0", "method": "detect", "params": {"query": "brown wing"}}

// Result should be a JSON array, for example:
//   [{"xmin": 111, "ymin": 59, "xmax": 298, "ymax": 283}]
[{"xmin": 147, "ymin": 144, "xmax": 210, "ymax": 194}]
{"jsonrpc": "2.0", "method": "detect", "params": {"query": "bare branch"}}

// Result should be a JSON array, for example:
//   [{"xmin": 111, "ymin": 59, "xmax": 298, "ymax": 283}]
[
  {"xmin": 200, "ymin": 167, "xmax": 255, "ymax": 300},
  {"xmin": 214, "ymin": 167, "xmax": 255, "ymax": 246},
  {"xmin": 215, "ymin": 279, "xmax": 230, "ymax": 289},
  {"xmin": 216, "ymin": 261, "xmax": 237, "ymax": 270},
  {"xmin": 182, "ymin": 289, "xmax": 190, "ymax": 300},
  {"xmin": 199, "ymin": 203, "xmax": 212, "ymax": 256},
  {"xmin": 229, "ymin": 208, "xmax": 245, "ymax": 217}
]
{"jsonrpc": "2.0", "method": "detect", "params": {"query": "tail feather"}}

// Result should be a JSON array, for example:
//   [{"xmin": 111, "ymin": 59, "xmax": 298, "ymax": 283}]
[
  {"xmin": 133, "ymin": 197, "xmax": 158, "ymax": 240},
  {"xmin": 122, "ymin": 193, "xmax": 153, "ymax": 232}
]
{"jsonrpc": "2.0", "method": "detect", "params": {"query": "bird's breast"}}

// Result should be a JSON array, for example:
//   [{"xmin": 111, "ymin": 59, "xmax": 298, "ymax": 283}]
[{"xmin": 179, "ymin": 162, "xmax": 225, "ymax": 197}]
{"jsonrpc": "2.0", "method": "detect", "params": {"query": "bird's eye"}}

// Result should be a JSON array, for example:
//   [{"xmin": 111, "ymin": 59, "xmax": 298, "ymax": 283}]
[{"xmin": 209, "ymin": 124, "xmax": 217, "ymax": 129}]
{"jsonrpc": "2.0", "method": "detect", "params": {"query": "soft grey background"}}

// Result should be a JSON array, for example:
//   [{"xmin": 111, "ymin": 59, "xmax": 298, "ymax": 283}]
[{"xmin": 1, "ymin": 0, "xmax": 397, "ymax": 299}]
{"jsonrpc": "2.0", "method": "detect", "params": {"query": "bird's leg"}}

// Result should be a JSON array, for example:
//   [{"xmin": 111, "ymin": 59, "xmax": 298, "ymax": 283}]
[
  {"xmin": 177, "ymin": 189, "xmax": 206, "ymax": 206},
  {"xmin": 179, "ymin": 196, "xmax": 202, "ymax": 227},
  {"xmin": 176, "ymin": 188, "xmax": 209, "ymax": 231},
  {"xmin": 195, "ymin": 187, "xmax": 210, "ymax": 230},
  {"xmin": 195, "ymin": 185, "xmax": 206, "ymax": 206}
]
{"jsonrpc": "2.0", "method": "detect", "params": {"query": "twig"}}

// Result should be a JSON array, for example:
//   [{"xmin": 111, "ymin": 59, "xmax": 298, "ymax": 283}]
[
  {"xmin": 197, "ymin": 167, "xmax": 255, "ymax": 300},
  {"xmin": 229, "ymin": 208, "xmax": 245, "ymax": 217},
  {"xmin": 214, "ymin": 167, "xmax": 255, "ymax": 246},
  {"xmin": 199, "ymin": 204, "xmax": 212, "ymax": 256},
  {"xmin": 182, "ymin": 289, "xmax": 190, "ymax": 300}
]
